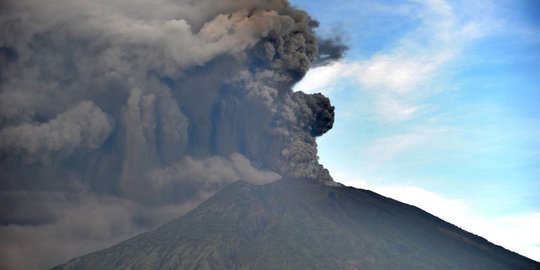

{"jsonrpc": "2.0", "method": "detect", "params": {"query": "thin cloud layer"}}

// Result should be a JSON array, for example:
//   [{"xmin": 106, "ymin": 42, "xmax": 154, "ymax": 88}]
[{"xmin": 295, "ymin": 0, "xmax": 480, "ymax": 121}]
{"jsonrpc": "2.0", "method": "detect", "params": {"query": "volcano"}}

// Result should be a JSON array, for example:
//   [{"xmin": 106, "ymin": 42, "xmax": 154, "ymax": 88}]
[{"xmin": 52, "ymin": 179, "xmax": 539, "ymax": 270}]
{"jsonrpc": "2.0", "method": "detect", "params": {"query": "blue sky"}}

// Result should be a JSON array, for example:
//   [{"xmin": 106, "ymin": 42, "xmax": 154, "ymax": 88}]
[{"xmin": 292, "ymin": 0, "xmax": 540, "ymax": 260}]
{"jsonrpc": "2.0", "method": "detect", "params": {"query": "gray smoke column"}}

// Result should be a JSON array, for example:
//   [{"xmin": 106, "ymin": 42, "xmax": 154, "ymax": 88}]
[{"xmin": 0, "ymin": 0, "xmax": 338, "ymax": 269}]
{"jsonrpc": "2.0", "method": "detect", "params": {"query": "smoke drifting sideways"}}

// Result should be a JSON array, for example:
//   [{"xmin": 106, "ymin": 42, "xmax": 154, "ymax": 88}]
[
  {"xmin": 0, "ymin": 0, "xmax": 345, "ymax": 269},
  {"xmin": 313, "ymin": 36, "xmax": 349, "ymax": 67}
]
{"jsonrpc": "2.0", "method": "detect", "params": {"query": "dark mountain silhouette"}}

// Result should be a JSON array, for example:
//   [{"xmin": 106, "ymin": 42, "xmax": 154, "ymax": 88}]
[{"xmin": 52, "ymin": 178, "xmax": 540, "ymax": 270}]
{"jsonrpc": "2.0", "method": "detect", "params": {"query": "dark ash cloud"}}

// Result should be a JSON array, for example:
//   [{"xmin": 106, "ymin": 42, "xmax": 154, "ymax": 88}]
[
  {"xmin": 314, "ymin": 36, "xmax": 349, "ymax": 66},
  {"xmin": 0, "ymin": 0, "xmax": 335, "ymax": 268}
]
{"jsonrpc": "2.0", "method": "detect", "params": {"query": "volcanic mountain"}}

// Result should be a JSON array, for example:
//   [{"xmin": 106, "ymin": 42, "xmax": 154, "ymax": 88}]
[{"xmin": 52, "ymin": 178, "xmax": 540, "ymax": 270}]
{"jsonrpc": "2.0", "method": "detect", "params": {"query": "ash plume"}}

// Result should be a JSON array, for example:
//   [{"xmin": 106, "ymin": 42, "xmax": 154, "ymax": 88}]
[
  {"xmin": 0, "ymin": 0, "xmax": 335, "ymax": 268},
  {"xmin": 313, "ymin": 36, "xmax": 349, "ymax": 66}
]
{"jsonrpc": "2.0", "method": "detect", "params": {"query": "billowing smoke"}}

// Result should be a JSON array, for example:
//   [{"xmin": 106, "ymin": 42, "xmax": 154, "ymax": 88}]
[{"xmin": 0, "ymin": 0, "xmax": 340, "ymax": 268}]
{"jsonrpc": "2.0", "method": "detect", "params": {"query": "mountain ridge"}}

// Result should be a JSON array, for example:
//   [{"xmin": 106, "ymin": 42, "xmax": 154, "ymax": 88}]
[{"xmin": 52, "ymin": 178, "xmax": 540, "ymax": 270}]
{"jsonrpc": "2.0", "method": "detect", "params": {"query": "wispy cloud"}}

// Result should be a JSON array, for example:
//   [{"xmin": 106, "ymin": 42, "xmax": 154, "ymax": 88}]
[
  {"xmin": 362, "ymin": 128, "xmax": 439, "ymax": 169},
  {"xmin": 375, "ymin": 95, "xmax": 421, "ymax": 121},
  {"xmin": 342, "ymin": 179, "xmax": 540, "ymax": 261},
  {"xmin": 295, "ymin": 0, "xmax": 481, "ymax": 121}
]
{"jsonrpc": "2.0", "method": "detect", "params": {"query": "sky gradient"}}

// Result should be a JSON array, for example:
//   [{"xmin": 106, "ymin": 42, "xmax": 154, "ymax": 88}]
[{"xmin": 292, "ymin": 0, "xmax": 540, "ymax": 260}]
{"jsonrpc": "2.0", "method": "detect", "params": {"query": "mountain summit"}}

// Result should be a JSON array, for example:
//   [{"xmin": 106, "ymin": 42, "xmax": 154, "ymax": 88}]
[{"xmin": 53, "ymin": 179, "xmax": 540, "ymax": 270}]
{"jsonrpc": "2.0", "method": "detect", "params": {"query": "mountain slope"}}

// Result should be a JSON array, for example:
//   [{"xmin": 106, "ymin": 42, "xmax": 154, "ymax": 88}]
[{"xmin": 53, "ymin": 178, "xmax": 540, "ymax": 270}]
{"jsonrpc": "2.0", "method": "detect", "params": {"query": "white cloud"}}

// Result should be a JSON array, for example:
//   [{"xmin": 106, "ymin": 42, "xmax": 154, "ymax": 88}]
[
  {"xmin": 362, "ymin": 129, "xmax": 439, "ymax": 169},
  {"xmin": 295, "ymin": 0, "xmax": 481, "ymax": 122},
  {"xmin": 340, "ymin": 178, "xmax": 540, "ymax": 262},
  {"xmin": 353, "ymin": 52, "xmax": 452, "ymax": 94},
  {"xmin": 376, "ymin": 95, "xmax": 421, "ymax": 121},
  {"xmin": 295, "ymin": 52, "xmax": 450, "ymax": 95},
  {"xmin": 294, "ymin": 62, "xmax": 347, "ymax": 95}
]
